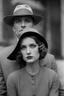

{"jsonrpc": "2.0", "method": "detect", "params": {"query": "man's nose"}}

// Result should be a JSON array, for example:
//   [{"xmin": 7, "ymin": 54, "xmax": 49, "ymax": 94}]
[{"xmin": 21, "ymin": 21, "xmax": 25, "ymax": 28}]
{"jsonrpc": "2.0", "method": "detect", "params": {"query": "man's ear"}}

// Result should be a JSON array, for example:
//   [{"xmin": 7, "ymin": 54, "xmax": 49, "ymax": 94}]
[{"xmin": 13, "ymin": 27, "xmax": 15, "ymax": 32}]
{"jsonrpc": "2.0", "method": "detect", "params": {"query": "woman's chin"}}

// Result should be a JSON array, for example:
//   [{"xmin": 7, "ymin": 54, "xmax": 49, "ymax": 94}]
[{"xmin": 26, "ymin": 60, "xmax": 35, "ymax": 64}]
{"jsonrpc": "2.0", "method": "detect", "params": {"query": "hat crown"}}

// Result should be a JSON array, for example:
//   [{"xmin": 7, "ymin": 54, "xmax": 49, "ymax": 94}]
[
  {"xmin": 13, "ymin": 4, "xmax": 33, "ymax": 14},
  {"xmin": 21, "ymin": 28, "xmax": 40, "ymax": 35}
]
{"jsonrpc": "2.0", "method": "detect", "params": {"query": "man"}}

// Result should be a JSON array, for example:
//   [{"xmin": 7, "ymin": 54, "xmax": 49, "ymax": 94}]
[{"xmin": 0, "ymin": 4, "xmax": 57, "ymax": 96}]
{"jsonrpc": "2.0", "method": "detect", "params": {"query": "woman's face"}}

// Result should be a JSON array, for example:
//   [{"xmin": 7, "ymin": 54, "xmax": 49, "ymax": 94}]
[{"xmin": 20, "ymin": 37, "xmax": 40, "ymax": 63}]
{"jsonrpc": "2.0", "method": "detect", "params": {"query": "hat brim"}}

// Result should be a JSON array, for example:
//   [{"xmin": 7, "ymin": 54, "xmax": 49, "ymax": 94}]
[
  {"xmin": 3, "ymin": 14, "xmax": 44, "ymax": 26},
  {"xmin": 8, "ymin": 31, "xmax": 48, "ymax": 60}
]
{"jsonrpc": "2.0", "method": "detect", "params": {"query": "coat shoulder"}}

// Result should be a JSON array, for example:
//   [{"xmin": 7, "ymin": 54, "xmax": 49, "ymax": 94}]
[
  {"xmin": 46, "ymin": 53, "xmax": 55, "ymax": 59},
  {"xmin": 0, "ymin": 44, "xmax": 16, "ymax": 59}
]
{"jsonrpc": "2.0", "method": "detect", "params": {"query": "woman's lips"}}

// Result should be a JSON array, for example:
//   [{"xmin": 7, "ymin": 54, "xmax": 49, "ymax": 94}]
[{"xmin": 27, "ymin": 56, "xmax": 33, "ymax": 59}]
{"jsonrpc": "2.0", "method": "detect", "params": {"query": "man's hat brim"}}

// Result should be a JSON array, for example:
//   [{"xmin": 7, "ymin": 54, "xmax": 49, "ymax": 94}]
[
  {"xmin": 3, "ymin": 14, "xmax": 44, "ymax": 26},
  {"xmin": 8, "ymin": 28, "xmax": 48, "ymax": 60}
]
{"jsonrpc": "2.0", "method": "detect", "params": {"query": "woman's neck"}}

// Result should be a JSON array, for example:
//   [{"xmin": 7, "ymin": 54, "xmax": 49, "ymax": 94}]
[{"xmin": 25, "ymin": 60, "xmax": 40, "ymax": 75}]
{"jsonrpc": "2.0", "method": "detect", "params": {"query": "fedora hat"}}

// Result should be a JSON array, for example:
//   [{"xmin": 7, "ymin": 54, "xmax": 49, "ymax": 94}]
[
  {"xmin": 8, "ymin": 28, "xmax": 48, "ymax": 60},
  {"xmin": 3, "ymin": 4, "xmax": 44, "ymax": 26}
]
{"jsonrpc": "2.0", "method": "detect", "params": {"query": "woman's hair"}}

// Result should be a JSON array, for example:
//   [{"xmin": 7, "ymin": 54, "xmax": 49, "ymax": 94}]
[
  {"xmin": 16, "ymin": 36, "xmax": 47, "ymax": 67},
  {"xmin": 33, "ymin": 36, "xmax": 47, "ymax": 59}
]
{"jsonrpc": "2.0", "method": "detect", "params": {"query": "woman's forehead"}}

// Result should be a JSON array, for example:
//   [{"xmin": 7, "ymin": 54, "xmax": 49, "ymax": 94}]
[{"xmin": 21, "ymin": 37, "xmax": 36, "ymax": 45}]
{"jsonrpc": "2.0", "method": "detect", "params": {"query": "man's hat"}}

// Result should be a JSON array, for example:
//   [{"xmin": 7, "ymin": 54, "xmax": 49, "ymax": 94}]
[
  {"xmin": 8, "ymin": 28, "xmax": 48, "ymax": 60},
  {"xmin": 3, "ymin": 4, "xmax": 44, "ymax": 26}
]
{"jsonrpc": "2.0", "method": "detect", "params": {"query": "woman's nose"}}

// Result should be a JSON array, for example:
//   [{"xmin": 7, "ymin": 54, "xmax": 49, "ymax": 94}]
[{"xmin": 26, "ymin": 47, "xmax": 31, "ymax": 55}]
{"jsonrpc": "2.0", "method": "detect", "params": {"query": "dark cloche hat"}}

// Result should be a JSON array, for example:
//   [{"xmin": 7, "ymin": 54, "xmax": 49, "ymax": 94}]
[{"xmin": 8, "ymin": 28, "xmax": 48, "ymax": 60}]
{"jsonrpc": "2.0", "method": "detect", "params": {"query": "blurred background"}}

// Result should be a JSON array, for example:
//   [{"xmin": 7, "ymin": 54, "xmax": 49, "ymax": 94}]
[
  {"xmin": 0, "ymin": 0, "xmax": 64, "ymax": 91},
  {"xmin": 0, "ymin": 0, "xmax": 62, "ymax": 59}
]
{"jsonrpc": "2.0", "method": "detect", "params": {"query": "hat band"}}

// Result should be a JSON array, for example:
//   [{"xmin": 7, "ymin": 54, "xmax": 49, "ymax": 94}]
[{"xmin": 13, "ymin": 9, "xmax": 33, "ymax": 16}]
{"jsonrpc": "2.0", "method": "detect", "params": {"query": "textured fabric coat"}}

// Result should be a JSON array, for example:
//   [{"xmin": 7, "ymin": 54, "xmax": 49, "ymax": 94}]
[{"xmin": 7, "ymin": 66, "xmax": 59, "ymax": 96}]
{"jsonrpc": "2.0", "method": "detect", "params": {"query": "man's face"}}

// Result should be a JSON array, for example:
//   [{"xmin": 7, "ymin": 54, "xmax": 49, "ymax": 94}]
[{"xmin": 13, "ymin": 16, "xmax": 34, "ymax": 38}]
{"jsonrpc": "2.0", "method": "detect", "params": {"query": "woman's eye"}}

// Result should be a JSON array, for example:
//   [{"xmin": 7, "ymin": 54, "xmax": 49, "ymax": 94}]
[
  {"xmin": 20, "ymin": 46, "xmax": 26, "ymax": 50},
  {"xmin": 30, "ymin": 44, "xmax": 37, "ymax": 48}
]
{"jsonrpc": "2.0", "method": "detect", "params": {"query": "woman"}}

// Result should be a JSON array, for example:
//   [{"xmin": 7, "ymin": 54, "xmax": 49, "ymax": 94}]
[{"xmin": 7, "ymin": 28, "xmax": 59, "ymax": 96}]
